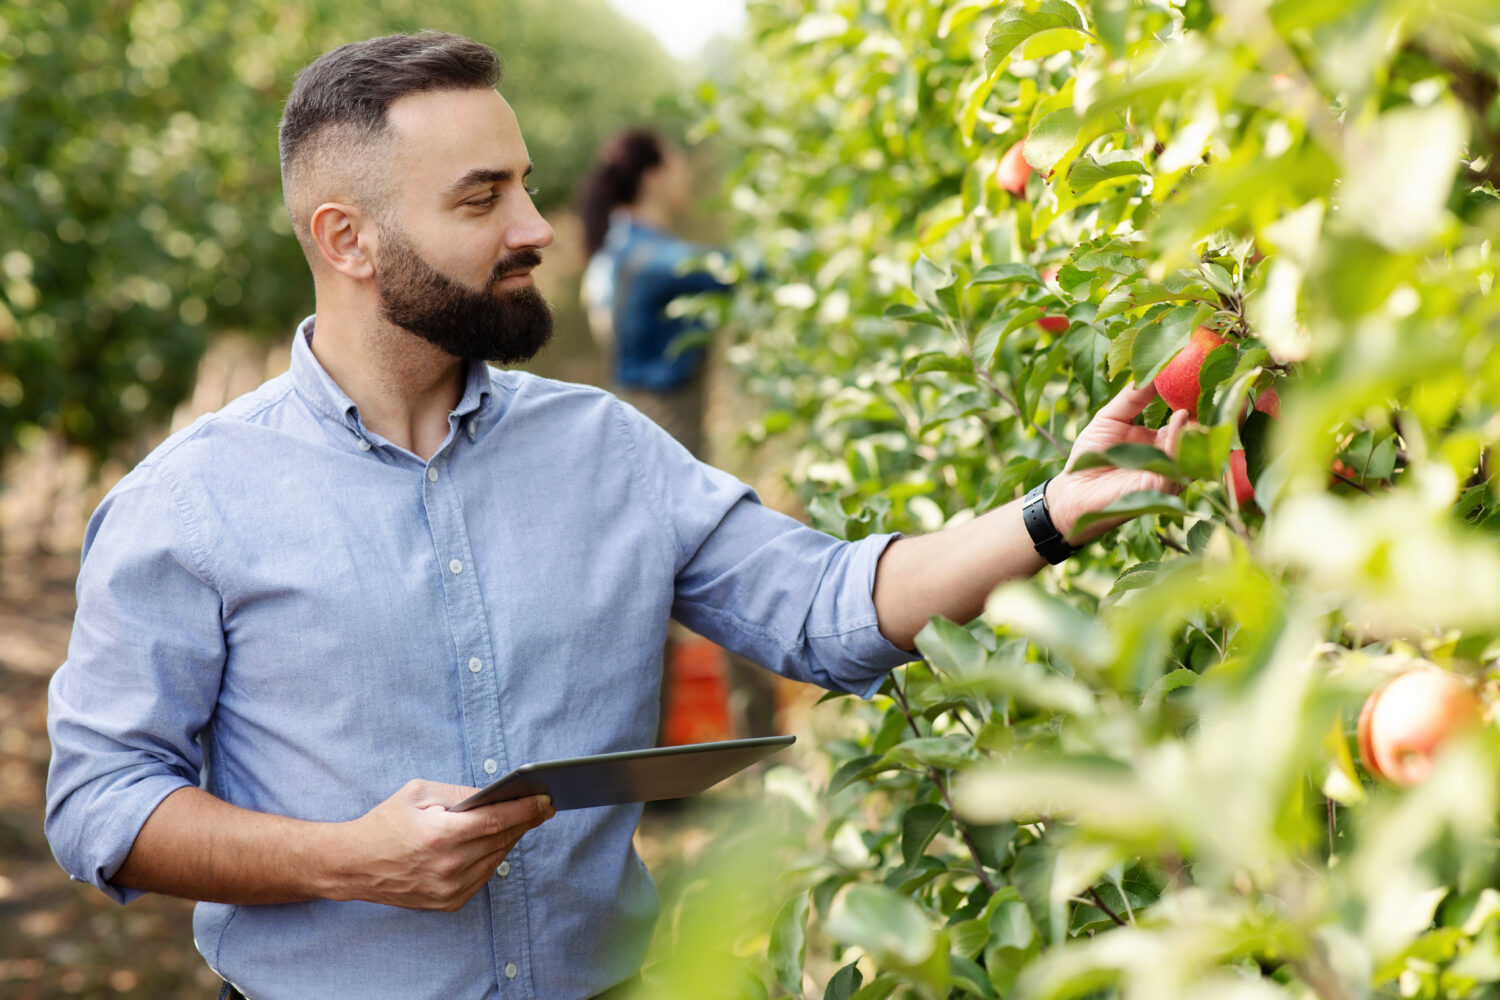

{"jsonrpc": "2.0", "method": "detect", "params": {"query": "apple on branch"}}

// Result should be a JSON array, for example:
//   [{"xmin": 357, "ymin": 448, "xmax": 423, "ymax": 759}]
[
  {"xmin": 997, "ymin": 140, "xmax": 1031, "ymax": 197},
  {"xmin": 1037, "ymin": 266, "xmax": 1068, "ymax": 332},
  {"xmin": 1153, "ymin": 326, "xmax": 1228, "ymax": 414},
  {"xmin": 1357, "ymin": 668, "xmax": 1486, "ymax": 786}
]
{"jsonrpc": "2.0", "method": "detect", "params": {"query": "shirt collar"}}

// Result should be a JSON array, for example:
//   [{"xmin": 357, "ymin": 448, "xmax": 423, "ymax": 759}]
[{"xmin": 289, "ymin": 315, "xmax": 493, "ymax": 442}]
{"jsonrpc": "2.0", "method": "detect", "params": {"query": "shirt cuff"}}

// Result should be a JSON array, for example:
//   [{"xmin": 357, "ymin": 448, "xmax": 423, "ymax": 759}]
[
  {"xmin": 823, "ymin": 531, "xmax": 922, "ymax": 698},
  {"xmin": 85, "ymin": 773, "xmax": 195, "ymax": 905}
]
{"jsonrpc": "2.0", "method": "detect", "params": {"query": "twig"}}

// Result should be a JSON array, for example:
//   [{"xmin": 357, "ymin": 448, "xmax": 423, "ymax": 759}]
[
  {"xmin": 1156, "ymin": 530, "xmax": 1190, "ymax": 555},
  {"xmin": 1086, "ymin": 886, "xmax": 1129, "ymax": 927},
  {"xmin": 891, "ymin": 675, "xmax": 996, "ymax": 892},
  {"xmin": 973, "ymin": 365, "xmax": 1066, "ymax": 455}
]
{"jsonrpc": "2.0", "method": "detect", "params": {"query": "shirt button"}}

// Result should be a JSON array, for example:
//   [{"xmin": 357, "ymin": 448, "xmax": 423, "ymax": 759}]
[
  {"xmin": 426, "ymin": 467, "xmax": 439, "ymax": 482},
  {"xmin": 357, "ymin": 439, "xmax": 371, "ymax": 451},
  {"xmin": 468, "ymin": 657, "xmax": 483, "ymax": 673},
  {"xmin": 484, "ymin": 759, "xmax": 498, "ymax": 774},
  {"xmin": 496, "ymin": 861, "xmax": 510, "ymax": 877},
  {"xmin": 449, "ymin": 559, "xmax": 463, "ymax": 575},
  {"xmin": 504, "ymin": 963, "xmax": 517, "ymax": 979}
]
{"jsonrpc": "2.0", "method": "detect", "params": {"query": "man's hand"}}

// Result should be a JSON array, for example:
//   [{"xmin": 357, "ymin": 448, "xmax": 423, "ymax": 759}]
[
  {"xmin": 1047, "ymin": 382, "xmax": 1189, "ymax": 545},
  {"xmin": 333, "ymin": 780, "xmax": 555, "ymax": 911}
]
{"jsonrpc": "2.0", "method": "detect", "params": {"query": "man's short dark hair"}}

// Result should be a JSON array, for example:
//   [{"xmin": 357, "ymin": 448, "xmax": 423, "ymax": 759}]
[{"xmin": 279, "ymin": 31, "xmax": 501, "ymax": 253}]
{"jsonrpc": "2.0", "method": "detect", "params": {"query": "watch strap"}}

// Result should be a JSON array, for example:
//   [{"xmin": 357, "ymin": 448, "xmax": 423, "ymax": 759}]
[{"xmin": 1022, "ymin": 478, "xmax": 1075, "ymax": 565}]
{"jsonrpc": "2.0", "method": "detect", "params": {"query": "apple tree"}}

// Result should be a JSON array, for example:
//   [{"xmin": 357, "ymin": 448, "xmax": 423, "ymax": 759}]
[{"xmin": 675, "ymin": 0, "xmax": 1500, "ymax": 996}]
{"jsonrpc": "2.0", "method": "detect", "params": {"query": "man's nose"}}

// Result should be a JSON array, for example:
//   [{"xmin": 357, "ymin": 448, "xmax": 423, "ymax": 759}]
[{"xmin": 507, "ymin": 200, "xmax": 554, "ymax": 251}]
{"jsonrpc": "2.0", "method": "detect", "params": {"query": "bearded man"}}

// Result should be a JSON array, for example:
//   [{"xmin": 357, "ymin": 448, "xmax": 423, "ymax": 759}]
[{"xmin": 45, "ymin": 31, "xmax": 1186, "ymax": 1000}]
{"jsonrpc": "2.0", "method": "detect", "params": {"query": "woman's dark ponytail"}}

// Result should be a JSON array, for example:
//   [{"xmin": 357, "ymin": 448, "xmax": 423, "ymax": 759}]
[{"xmin": 578, "ymin": 129, "xmax": 666, "ymax": 258}]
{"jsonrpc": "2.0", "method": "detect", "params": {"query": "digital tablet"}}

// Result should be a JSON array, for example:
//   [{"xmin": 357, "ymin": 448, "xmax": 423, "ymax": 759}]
[{"xmin": 448, "ymin": 735, "xmax": 796, "ymax": 813}]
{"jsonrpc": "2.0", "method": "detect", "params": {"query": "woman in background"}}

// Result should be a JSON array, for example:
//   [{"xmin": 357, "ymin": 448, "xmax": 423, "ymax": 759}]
[
  {"xmin": 578, "ymin": 128, "xmax": 776, "ymax": 743},
  {"xmin": 578, "ymin": 128, "xmax": 729, "ymax": 458}
]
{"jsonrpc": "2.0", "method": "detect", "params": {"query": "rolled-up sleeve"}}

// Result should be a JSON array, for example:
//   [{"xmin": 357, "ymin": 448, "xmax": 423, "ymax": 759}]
[
  {"xmin": 45, "ymin": 462, "xmax": 225, "ymax": 903},
  {"xmin": 617, "ymin": 401, "xmax": 919, "ymax": 696}
]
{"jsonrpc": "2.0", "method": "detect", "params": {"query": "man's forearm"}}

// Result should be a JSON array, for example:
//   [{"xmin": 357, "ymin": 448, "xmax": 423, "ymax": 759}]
[
  {"xmin": 114, "ymin": 786, "xmax": 349, "ymax": 905},
  {"xmin": 872, "ymin": 494, "xmax": 1046, "ymax": 651}
]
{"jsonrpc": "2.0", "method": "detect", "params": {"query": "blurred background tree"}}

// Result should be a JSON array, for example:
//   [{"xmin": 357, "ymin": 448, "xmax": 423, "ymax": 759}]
[{"xmin": 0, "ymin": 0, "xmax": 685, "ymax": 474}]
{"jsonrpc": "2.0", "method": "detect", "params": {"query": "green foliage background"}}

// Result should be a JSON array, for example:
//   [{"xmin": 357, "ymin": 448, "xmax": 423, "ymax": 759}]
[
  {"xmin": 0, "ymin": 0, "xmax": 680, "ymax": 464},
  {"xmin": 661, "ymin": 0, "xmax": 1500, "ymax": 997}
]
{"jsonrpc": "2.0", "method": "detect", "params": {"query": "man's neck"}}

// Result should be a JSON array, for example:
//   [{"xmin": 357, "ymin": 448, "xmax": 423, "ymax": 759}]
[{"xmin": 307, "ymin": 308, "xmax": 467, "ymax": 462}]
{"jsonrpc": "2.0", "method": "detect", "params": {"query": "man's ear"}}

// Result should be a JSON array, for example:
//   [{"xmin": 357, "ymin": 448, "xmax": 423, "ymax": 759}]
[{"xmin": 310, "ymin": 202, "xmax": 377, "ymax": 280}]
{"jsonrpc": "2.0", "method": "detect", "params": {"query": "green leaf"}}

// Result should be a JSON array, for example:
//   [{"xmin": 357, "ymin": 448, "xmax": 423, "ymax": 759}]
[
  {"xmin": 886, "ymin": 735, "xmax": 977, "ymax": 771},
  {"xmin": 1071, "ymin": 489, "xmax": 1188, "ymax": 533},
  {"xmin": 884, "ymin": 302, "xmax": 944, "ymax": 326},
  {"xmin": 1067, "ymin": 153, "xmax": 1146, "ymax": 195},
  {"xmin": 984, "ymin": 584, "xmax": 1113, "ymax": 671},
  {"xmin": 901, "ymin": 802, "xmax": 950, "ymax": 867},
  {"xmin": 826, "ymin": 884, "xmax": 939, "ymax": 967},
  {"xmin": 985, "ymin": 0, "xmax": 1087, "ymax": 75},
  {"xmin": 903, "ymin": 352, "xmax": 975, "ymax": 377},
  {"xmin": 917, "ymin": 617, "xmax": 990, "ymax": 677},
  {"xmin": 1068, "ymin": 443, "xmax": 1180, "ymax": 478},
  {"xmin": 770, "ymin": 891, "xmax": 811, "ymax": 996},
  {"xmin": 847, "ymin": 975, "xmax": 900, "ymax": 1000},
  {"xmin": 1022, "ymin": 108, "xmax": 1081, "ymax": 179},
  {"xmin": 970, "ymin": 262, "xmax": 1044, "ymax": 287},
  {"xmin": 827, "ymin": 754, "xmax": 890, "ymax": 795},
  {"xmin": 949, "ymin": 953, "xmax": 999, "ymax": 998},
  {"xmin": 1089, "ymin": 0, "xmax": 1127, "ymax": 54},
  {"xmin": 823, "ymin": 963, "xmax": 864, "ymax": 1000},
  {"xmin": 1174, "ymin": 422, "xmax": 1234, "ymax": 481},
  {"xmin": 1105, "ymin": 326, "xmax": 1139, "ymax": 380},
  {"xmin": 1064, "ymin": 324, "xmax": 1113, "ymax": 409},
  {"xmin": 949, "ymin": 917, "xmax": 991, "ymax": 960},
  {"xmin": 1193, "ymin": 341, "xmax": 1239, "ymax": 422},
  {"xmin": 1129, "ymin": 306, "xmax": 1210, "ymax": 384}
]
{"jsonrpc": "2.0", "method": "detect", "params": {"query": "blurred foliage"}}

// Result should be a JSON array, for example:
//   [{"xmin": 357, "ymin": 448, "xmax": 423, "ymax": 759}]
[
  {"xmin": 690, "ymin": 0, "xmax": 1500, "ymax": 996},
  {"xmin": 0, "ymin": 0, "xmax": 683, "ymax": 464}
]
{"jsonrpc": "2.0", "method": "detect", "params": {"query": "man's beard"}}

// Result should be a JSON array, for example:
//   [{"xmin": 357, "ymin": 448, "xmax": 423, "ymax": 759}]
[{"xmin": 375, "ymin": 228, "xmax": 554, "ymax": 364}]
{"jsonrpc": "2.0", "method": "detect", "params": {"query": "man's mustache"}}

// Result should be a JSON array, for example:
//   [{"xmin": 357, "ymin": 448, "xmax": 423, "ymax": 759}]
[{"xmin": 488, "ymin": 249, "xmax": 544, "ymax": 288}]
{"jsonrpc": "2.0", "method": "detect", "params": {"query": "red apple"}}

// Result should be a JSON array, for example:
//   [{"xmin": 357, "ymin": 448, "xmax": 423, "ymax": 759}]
[
  {"xmin": 1036, "ymin": 266, "xmax": 1068, "ymax": 331},
  {"xmin": 1357, "ymin": 668, "xmax": 1484, "ymax": 786},
  {"xmin": 997, "ymin": 141, "xmax": 1032, "ymax": 197},
  {"xmin": 1226, "ymin": 449, "xmax": 1254, "ymax": 506},
  {"xmin": 1153, "ymin": 326, "xmax": 1229, "ymax": 414},
  {"xmin": 1254, "ymin": 388, "xmax": 1280, "ymax": 419}
]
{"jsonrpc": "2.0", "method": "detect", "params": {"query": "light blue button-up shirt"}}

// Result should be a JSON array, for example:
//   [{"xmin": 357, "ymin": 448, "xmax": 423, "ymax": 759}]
[{"xmin": 45, "ymin": 318, "xmax": 914, "ymax": 1000}]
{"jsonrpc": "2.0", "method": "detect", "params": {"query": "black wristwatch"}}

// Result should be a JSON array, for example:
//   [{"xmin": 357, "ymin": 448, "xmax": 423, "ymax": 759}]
[{"xmin": 1022, "ymin": 478, "xmax": 1075, "ymax": 565}]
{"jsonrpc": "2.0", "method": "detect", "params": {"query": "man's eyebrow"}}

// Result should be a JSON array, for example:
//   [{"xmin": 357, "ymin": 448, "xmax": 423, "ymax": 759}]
[{"xmin": 445, "ymin": 163, "xmax": 535, "ymax": 198}]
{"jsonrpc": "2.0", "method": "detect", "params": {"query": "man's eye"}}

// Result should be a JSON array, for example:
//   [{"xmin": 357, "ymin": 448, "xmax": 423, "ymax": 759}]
[{"xmin": 468, "ymin": 195, "xmax": 498, "ymax": 207}]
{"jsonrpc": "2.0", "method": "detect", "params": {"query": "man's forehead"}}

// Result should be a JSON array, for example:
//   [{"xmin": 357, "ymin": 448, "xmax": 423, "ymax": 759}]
[{"xmin": 385, "ymin": 87, "xmax": 530, "ymax": 177}]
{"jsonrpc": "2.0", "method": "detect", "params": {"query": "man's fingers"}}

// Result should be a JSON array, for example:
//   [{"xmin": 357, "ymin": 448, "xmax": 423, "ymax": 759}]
[
  {"xmin": 1096, "ymin": 381, "xmax": 1158, "ymax": 423},
  {"xmin": 448, "ymin": 795, "xmax": 554, "ymax": 844},
  {"xmin": 1159, "ymin": 407, "xmax": 1190, "ymax": 458}
]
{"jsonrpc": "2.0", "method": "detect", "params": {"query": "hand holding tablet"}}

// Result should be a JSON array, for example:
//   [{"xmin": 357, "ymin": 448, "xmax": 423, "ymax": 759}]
[{"xmin": 447, "ymin": 735, "xmax": 796, "ymax": 813}]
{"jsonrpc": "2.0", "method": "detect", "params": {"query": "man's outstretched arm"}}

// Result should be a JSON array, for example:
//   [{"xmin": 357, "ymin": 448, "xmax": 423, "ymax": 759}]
[{"xmin": 872, "ymin": 383, "xmax": 1188, "ymax": 650}]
